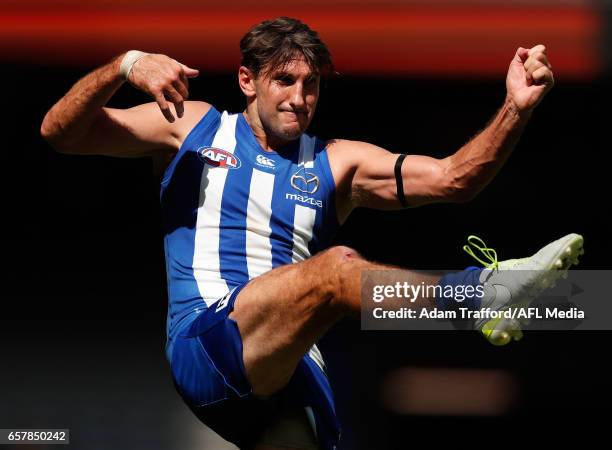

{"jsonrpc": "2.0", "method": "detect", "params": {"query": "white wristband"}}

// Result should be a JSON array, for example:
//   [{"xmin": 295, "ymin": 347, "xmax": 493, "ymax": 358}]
[{"xmin": 119, "ymin": 50, "xmax": 149, "ymax": 81}]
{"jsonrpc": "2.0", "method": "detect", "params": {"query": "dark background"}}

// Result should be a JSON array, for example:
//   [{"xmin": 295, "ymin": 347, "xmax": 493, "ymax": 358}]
[{"xmin": 2, "ymin": 63, "xmax": 611, "ymax": 449}]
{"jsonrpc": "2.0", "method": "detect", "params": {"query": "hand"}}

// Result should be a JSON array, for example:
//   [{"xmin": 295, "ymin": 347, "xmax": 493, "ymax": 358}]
[
  {"xmin": 506, "ymin": 45, "xmax": 554, "ymax": 113},
  {"xmin": 127, "ymin": 54, "xmax": 199, "ymax": 122}
]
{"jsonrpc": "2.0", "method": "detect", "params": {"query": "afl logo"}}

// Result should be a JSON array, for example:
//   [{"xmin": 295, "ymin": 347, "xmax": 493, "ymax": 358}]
[
  {"xmin": 197, "ymin": 147, "xmax": 241, "ymax": 169},
  {"xmin": 291, "ymin": 167, "xmax": 319, "ymax": 194}
]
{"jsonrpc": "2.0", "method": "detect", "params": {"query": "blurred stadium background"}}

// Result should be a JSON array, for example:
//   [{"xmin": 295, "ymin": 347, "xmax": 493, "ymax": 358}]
[{"xmin": 2, "ymin": 0, "xmax": 611, "ymax": 449}]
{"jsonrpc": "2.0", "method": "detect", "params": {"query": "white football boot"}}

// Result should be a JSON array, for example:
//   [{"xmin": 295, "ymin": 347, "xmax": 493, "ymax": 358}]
[{"xmin": 463, "ymin": 234, "xmax": 584, "ymax": 345}]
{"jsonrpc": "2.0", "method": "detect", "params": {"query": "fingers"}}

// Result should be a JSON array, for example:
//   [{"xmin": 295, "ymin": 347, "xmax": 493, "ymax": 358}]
[
  {"xmin": 130, "ymin": 54, "xmax": 196, "ymax": 121},
  {"xmin": 154, "ymin": 87, "xmax": 187, "ymax": 122},
  {"xmin": 181, "ymin": 64, "xmax": 200, "ymax": 78},
  {"xmin": 528, "ymin": 44, "xmax": 547, "ymax": 57},
  {"xmin": 153, "ymin": 65, "xmax": 190, "ymax": 121},
  {"xmin": 175, "ymin": 71, "xmax": 190, "ymax": 98},
  {"xmin": 165, "ymin": 60, "xmax": 191, "ymax": 119},
  {"xmin": 164, "ymin": 85, "xmax": 185, "ymax": 119},
  {"xmin": 172, "ymin": 70, "xmax": 190, "ymax": 119},
  {"xmin": 516, "ymin": 46, "xmax": 529, "ymax": 63},
  {"xmin": 153, "ymin": 91, "xmax": 175, "ymax": 123},
  {"xmin": 531, "ymin": 65, "xmax": 554, "ymax": 86},
  {"xmin": 524, "ymin": 52, "xmax": 552, "ymax": 73},
  {"xmin": 521, "ymin": 44, "xmax": 553, "ymax": 86}
]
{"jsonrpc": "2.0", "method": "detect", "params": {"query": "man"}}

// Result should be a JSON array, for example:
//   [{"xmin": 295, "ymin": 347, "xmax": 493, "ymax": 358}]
[{"xmin": 41, "ymin": 16, "xmax": 583, "ymax": 450}]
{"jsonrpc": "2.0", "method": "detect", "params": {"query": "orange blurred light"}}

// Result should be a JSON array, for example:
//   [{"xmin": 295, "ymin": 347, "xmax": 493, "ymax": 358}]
[
  {"xmin": 381, "ymin": 367, "xmax": 521, "ymax": 416},
  {"xmin": 0, "ymin": 5, "xmax": 601, "ymax": 78}
]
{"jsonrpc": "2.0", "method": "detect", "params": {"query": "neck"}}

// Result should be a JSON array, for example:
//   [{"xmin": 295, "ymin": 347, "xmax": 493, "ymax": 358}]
[{"xmin": 243, "ymin": 107, "xmax": 293, "ymax": 153}]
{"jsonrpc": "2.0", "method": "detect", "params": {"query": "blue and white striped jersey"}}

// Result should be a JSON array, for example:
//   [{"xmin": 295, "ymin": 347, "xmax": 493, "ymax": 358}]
[{"xmin": 161, "ymin": 107, "xmax": 339, "ymax": 360}]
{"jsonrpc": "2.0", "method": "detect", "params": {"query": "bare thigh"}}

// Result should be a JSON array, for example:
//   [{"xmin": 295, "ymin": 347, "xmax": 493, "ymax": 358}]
[
  {"xmin": 229, "ymin": 245, "xmax": 440, "ymax": 397},
  {"xmin": 229, "ymin": 246, "xmax": 358, "ymax": 396}
]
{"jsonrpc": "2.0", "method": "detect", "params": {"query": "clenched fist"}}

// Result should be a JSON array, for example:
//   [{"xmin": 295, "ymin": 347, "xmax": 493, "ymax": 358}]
[
  {"xmin": 127, "ymin": 53, "xmax": 199, "ymax": 122},
  {"xmin": 506, "ymin": 45, "xmax": 554, "ymax": 113}
]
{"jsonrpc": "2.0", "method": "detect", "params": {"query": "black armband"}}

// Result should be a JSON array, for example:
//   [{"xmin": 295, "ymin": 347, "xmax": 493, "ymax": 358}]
[{"xmin": 394, "ymin": 153, "xmax": 409, "ymax": 208}]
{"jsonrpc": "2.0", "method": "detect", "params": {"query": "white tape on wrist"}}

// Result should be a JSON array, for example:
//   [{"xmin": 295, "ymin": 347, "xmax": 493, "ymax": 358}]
[{"xmin": 119, "ymin": 50, "xmax": 149, "ymax": 80}]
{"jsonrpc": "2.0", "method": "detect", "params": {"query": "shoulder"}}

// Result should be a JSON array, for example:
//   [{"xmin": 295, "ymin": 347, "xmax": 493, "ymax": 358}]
[
  {"xmin": 325, "ymin": 138, "xmax": 386, "ymax": 173},
  {"xmin": 153, "ymin": 101, "xmax": 214, "ymax": 174},
  {"xmin": 325, "ymin": 138, "xmax": 384, "ymax": 158},
  {"xmin": 185, "ymin": 100, "xmax": 213, "ymax": 116},
  {"xmin": 322, "ymin": 139, "xmax": 364, "ymax": 207},
  {"xmin": 173, "ymin": 101, "xmax": 214, "ymax": 142},
  {"xmin": 323, "ymin": 138, "xmax": 399, "ymax": 204}
]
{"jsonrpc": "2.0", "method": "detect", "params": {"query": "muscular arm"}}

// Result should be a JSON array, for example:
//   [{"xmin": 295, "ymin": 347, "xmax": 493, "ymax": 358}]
[
  {"xmin": 41, "ymin": 52, "xmax": 206, "ymax": 158},
  {"xmin": 328, "ymin": 45, "xmax": 553, "ymax": 219},
  {"xmin": 328, "ymin": 99, "xmax": 528, "ymax": 214},
  {"xmin": 40, "ymin": 54, "xmax": 127, "ymax": 153},
  {"xmin": 443, "ymin": 97, "xmax": 530, "ymax": 200}
]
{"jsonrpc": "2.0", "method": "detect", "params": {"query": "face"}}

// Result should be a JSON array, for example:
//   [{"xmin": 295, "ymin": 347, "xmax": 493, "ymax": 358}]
[{"xmin": 243, "ymin": 56, "xmax": 320, "ymax": 143}]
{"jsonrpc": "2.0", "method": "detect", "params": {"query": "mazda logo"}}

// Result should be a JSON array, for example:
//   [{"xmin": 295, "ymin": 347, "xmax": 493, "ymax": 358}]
[{"xmin": 290, "ymin": 168, "xmax": 320, "ymax": 194}]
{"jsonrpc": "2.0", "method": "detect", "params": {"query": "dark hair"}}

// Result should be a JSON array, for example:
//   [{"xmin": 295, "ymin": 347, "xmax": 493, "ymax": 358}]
[{"xmin": 240, "ymin": 17, "xmax": 335, "ymax": 80}]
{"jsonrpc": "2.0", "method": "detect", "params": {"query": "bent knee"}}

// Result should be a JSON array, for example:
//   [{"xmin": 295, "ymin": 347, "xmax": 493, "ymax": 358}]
[{"xmin": 325, "ymin": 245, "xmax": 361, "ymax": 264}]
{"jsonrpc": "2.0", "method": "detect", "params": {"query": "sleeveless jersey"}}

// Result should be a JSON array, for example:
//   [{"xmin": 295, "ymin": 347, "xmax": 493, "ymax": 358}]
[{"xmin": 161, "ymin": 107, "xmax": 339, "ymax": 360}]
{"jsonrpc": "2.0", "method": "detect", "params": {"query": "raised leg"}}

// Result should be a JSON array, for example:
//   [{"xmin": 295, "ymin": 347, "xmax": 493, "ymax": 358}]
[{"xmin": 229, "ymin": 245, "xmax": 440, "ymax": 396}]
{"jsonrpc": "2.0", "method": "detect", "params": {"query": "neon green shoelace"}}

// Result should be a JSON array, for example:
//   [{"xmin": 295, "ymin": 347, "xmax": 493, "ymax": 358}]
[{"xmin": 463, "ymin": 235, "xmax": 499, "ymax": 270}]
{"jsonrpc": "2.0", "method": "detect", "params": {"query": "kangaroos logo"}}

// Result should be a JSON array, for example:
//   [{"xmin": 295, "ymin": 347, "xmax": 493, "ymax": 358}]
[{"xmin": 197, "ymin": 147, "xmax": 241, "ymax": 169}]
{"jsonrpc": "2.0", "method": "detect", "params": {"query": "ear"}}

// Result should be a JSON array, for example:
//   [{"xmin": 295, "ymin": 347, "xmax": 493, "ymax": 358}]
[{"xmin": 238, "ymin": 66, "xmax": 256, "ymax": 98}]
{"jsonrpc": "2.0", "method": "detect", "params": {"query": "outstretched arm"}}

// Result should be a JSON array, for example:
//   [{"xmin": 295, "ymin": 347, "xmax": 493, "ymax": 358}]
[
  {"xmin": 328, "ymin": 45, "xmax": 554, "ymax": 214},
  {"xmin": 40, "ymin": 51, "xmax": 207, "ymax": 157}
]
